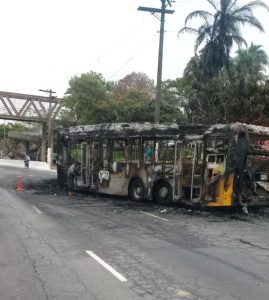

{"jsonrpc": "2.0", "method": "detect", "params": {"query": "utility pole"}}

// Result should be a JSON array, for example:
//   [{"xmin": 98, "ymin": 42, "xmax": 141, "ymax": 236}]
[
  {"xmin": 138, "ymin": 1, "xmax": 174, "ymax": 123},
  {"xmin": 39, "ymin": 89, "xmax": 56, "ymax": 167}
]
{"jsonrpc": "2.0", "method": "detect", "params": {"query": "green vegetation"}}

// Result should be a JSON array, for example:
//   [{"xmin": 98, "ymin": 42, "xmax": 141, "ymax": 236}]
[
  {"xmin": 71, "ymin": 148, "xmax": 81, "ymax": 161},
  {"xmin": 63, "ymin": 1, "xmax": 269, "ymax": 126},
  {"xmin": 64, "ymin": 71, "xmax": 187, "ymax": 124},
  {"xmin": 178, "ymin": 0, "xmax": 269, "ymax": 78},
  {"xmin": 0, "ymin": 122, "xmax": 29, "ymax": 139},
  {"xmin": 172, "ymin": 44, "xmax": 269, "ymax": 123}
]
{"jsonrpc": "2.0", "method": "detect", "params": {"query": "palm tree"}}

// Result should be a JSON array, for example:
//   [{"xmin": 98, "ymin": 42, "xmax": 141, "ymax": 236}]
[
  {"xmin": 179, "ymin": 0, "xmax": 269, "ymax": 77},
  {"xmin": 234, "ymin": 43, "xmax": 268, "ymax": 77}
]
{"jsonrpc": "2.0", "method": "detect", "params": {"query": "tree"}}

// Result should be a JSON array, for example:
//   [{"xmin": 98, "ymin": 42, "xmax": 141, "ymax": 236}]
[
  {"xmin": 179, "ymin": 0, "xmax": 269, "ymax": 77},
  {"xmin": 234, "ymin": 43, "xmax": 268, "ymax": 79},
  {"xmin": 175, "ymin": 49, "xmax": 269, "ymax": 124},
  {"xmin": 114, "ymin": 90, "xmax": 154, "ymax": 122},
  {"xmin": 65, "ymin": 71, "xmax": 186, "ymax": 124},
  {"xmin": 65, "ymin": 72, "xmax": 112, "ymax": 124},
  {"xmin": 65, "ymin": 71, "xmax": 155, "ymax": 124},
  {"xmin": 110, "ymin": 72, "xmax": 155, "ymax": 122},
  {"xmin": 231, "ymin": 44, "xmax": 269, "ymax": 121},
  {"xmin": 160, "ymin": 80, "xmax": 187, "ymax": 123},
  {"xmin": 112, "ymin": 72, "xmax": 155, "ymax": 101},
  {"xmin": 170, "ymin": 56, "xmax": 221, "ymax": 123},
  {"xmin": 0, "ymin": 122, "xmax": 29, "ymax": 139}
]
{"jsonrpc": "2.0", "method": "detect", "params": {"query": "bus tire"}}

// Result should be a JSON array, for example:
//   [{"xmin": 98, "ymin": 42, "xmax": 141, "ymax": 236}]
[
  {"xmin": 153, "ymin": 180, "xmax": 172, "ymax": 205},
  {"xmin": 129, "ymin": 178, "xmax": 145, "ymax": 202}
]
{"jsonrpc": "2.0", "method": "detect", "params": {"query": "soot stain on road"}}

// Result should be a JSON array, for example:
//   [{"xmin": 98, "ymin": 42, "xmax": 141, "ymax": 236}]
[{"xmin": 23, "ymin": 178, "xmax": 269, "ymax": 223}]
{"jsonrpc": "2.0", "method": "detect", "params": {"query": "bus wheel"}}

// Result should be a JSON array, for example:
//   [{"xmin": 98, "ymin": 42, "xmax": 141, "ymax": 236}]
[
  {"xmin": 129, "ymin": 179, "xmax": 145, "ymax": 202},
  {"xmin": 153, "ymin": 181, "xmax": 172, "ymax": 205}
]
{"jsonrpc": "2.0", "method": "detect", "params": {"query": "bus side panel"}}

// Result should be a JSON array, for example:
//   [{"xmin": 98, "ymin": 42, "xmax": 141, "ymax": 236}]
[
  {"xmin": 98, "ymin": 172, "xmax": 129, "ymax": 196},
  {"xmin": 97, "ymin": 164, "xmax": 150, "ymax": 197}
]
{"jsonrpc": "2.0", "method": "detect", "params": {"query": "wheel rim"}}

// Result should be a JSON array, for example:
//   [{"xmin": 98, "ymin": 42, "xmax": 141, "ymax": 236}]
[
  {"xmin": 131, "ymin": 181, "xmax": 144, "ymax": 200},
  {"xmin": 136, "ymin": 186, "xmax": 142, "ymax": 195},
  {"xmin": 159, "ymin": 186, "xmax": 168, "ymax": 198},
  {"xmin": 134, "ymin": 185, "xmax": 142, "ymax": 198}
]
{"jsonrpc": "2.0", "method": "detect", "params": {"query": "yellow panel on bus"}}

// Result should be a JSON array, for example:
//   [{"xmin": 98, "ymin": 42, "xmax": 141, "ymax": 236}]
[{"xmin": 206, "ymin": 174, "xmax": 234, "ymax": 207}]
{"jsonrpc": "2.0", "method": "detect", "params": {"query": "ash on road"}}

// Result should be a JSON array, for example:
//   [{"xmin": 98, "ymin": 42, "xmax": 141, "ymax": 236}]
[{"xmin": 1, "ymin": 165, "xmax": 269, "ymax": 300}]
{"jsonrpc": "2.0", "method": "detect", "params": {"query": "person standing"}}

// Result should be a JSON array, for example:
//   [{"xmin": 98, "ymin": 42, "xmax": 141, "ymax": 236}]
[
  {"xmin": 67, "ymin": 162, "xmax": 80, "ymax": 196},
  {"xmin": 24, "ymin": 154, "xmax": 30, "ymax": 168}
]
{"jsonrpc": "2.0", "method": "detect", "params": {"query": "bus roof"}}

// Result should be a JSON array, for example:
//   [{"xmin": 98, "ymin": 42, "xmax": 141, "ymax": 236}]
[
  {"xmin": 205, "ymin": 123, "xmax": 269, "ymax": 137},
  {"xmin": 60, "ymin": 123, "xmax": 210, "ymax": 140},
  {"xmin": 59, "ymin": 122, "xmax": 269, "ymax": 140}
]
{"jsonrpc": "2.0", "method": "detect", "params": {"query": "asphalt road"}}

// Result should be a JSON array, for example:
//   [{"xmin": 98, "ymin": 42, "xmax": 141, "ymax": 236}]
[{"xmin": 1, "ymin": 165, "xmax": 269, "ymax": 300}]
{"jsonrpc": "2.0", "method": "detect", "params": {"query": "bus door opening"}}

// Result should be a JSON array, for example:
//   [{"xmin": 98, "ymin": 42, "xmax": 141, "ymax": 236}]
[
  {"xmin": 173, "ymin": 141, "xmax": 182, "ymax": 200},
  {"xmin": 182, "ymin": 141, "xmax": 204, "ymax": 202}
]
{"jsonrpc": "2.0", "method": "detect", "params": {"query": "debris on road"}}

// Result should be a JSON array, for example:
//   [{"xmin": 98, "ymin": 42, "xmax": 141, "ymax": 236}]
[{"xmin": 21, "ymin": 177, "xmax": 269, "ymax": 224}]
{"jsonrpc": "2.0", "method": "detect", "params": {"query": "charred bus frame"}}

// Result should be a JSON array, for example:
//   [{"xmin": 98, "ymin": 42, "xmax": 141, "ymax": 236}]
[{"xmin": 57, "ymin": 122, "xmax": 269, "ymax": 207}]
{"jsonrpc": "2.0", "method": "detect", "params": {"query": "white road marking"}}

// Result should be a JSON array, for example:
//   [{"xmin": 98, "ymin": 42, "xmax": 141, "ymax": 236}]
[
  {"xmin": 140, "ymin": 211, "xmax": 169, "ymax": 222},
  {"xmin": 31, "ymin": 205, "xmax": 42, "ymax": 214},
  {"xmin": 85, "ymin": 250, "xmax": 127, "ymax": 282}
]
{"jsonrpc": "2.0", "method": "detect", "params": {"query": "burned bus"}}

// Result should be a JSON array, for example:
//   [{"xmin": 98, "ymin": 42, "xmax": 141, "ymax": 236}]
[{"xmin": 57, "ymin": 122, "xmax": 269, "ymax": 207}]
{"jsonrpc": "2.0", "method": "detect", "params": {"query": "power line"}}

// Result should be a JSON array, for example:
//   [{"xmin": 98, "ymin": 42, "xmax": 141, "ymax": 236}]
[
  {"xmin": 108, "ymin": 34, "xmax": 158, "ymax": 80},
  {"xmin": 81, "ymin": 19, "xmax": 151, "ymax": 73},
  {"xmin": 47, "ymin": 19, "xmax": 152, "ymax": 96}
]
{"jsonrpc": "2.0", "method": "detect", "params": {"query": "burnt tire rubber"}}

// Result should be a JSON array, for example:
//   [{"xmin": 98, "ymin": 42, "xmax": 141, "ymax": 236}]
[
  {"xmin": 153, "ymin": 180, "xmax": 172, "ymax": 205},
  {"xmin": 129, "ymin": 178, "xmax": 145, "ymax": 202}
]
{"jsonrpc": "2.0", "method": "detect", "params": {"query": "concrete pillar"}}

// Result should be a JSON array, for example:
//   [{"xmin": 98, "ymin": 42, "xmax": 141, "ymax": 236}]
[
  {"xmin": 25, "ymin": 141, "xmax": 30, "ymax": 155},
  {"xmin": 41, "ymin": 123, "xmax": 47, "ymax": 162},
  {"xmin": 47, "ymin": 109, "xmax": 52, "ymax": 167},
  {"xmin": 47, "ymin": 128, "xmax": 54, "ymax": 167},
  {"xmin": 50, "ymin": 129, "xmax": 54, "ymax": 165},
  {"xmin": 47, "ymin": 148, "xmax": 52, "ymax": 167}
]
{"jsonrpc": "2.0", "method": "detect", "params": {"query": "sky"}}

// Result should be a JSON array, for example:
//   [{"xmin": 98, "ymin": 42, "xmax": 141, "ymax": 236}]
[{"xmin": 0, "ymin": 0, "xmax": 268, "ymax": 98}]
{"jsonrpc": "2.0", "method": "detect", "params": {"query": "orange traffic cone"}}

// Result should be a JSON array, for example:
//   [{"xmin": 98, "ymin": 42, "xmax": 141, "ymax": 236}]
[{"xmin": 16, "ymin": 176, "xmax": 24, "ymax": 192}]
